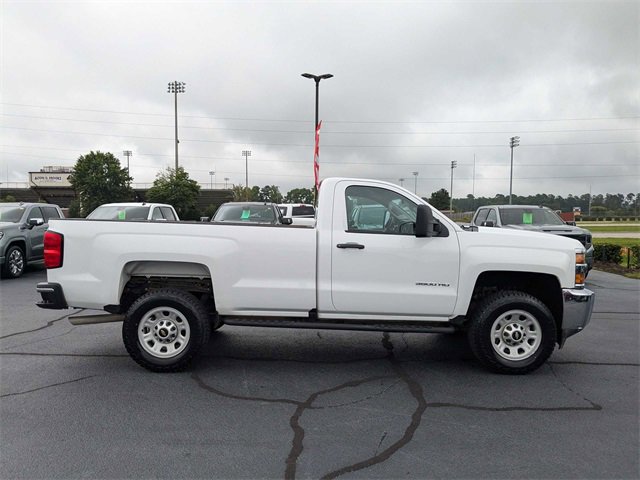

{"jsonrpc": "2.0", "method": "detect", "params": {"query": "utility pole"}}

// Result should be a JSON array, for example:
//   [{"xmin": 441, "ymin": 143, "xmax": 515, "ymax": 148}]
[
  {"xmin": 224, "ymin": 177, "xmax": 229, "ymax": 189},
  {"xmin": 399, "ymin": 178, "xmax": 405, "ymax": 188},
  {"xmin": 509, "ymin": 136, "xmax": 520, "ymax": 204},
  {"xmin": 122, "ymin": 150, "xmax": 132, "ymax": 186},
  {"xmin": 209, "ymin": 170, "xmax": 215, "ymax": 190},
  {"xmin": 167, "ymin": 81, "xmax": 186, "ymax": 170},
  {"xmin": 472, "ymin": 153, "xmax": 476, "ymax": 197},
  {"xmin": 242, "ymin": 150, "xmax": 252, "ymax": 200},
  {"xmin": 450, "ymin": 161, "xmax": 457, "ymax": 212},
  {"xmin": 412, "ymin": 171, "xmax": 419, "ymax": 194}
]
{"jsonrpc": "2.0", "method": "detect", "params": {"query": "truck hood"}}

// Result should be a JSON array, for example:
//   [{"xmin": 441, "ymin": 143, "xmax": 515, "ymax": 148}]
[
  {"xmin": 504, "ymin": 224, "xmax": 589, "ymax": 235},
  {"xmin": 0, "ymin": 222, "xmax": 19, "ymax": 230}
]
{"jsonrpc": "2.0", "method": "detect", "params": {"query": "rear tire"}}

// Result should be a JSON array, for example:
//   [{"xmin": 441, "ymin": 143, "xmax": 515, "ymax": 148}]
[
  {"xmin": 467, "ymin": 290, "xmax": 556, "ymax": 374},
  {"xmin": 123, "ymin": 289, "xmax": 210, "ymax": 372}
]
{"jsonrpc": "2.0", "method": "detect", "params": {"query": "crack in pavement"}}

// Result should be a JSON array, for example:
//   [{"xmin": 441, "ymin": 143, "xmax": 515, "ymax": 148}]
[
  {"xmin": 2, "ymin": 326, "xmax": 78, "ymax": 351},
  {"xmin": 0, "ymin": 309, "xmax": 82, "ymax": 340},
  {"xmin": 0, "ymin": 375, "xmax": 96, "ymax": 399},
  {"xmin": 0, "ymin": 352, "xmax": 128, "ymax": 358}
]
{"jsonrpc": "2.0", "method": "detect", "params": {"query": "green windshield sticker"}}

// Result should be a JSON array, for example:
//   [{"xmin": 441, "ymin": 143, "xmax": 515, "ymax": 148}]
[
  {"xmin": 118, "ymin": 210, "xmax": 126, "ymax": 220},
  {"xmin": 522, "ymin": 212, "xmax": 533, "ymax": 224},
  {"xmin": 241, "ymin": 209, "xmax": 251, "ymax": 220}
]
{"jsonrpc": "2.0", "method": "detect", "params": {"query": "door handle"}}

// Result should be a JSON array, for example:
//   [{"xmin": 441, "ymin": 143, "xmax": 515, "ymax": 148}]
[{"xmin": 337, "ymin": 242, "xmax": 365, "ymax": 249}]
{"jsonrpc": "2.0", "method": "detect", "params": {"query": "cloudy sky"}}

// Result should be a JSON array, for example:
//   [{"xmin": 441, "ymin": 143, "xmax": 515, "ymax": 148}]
[{"xmin": 1, "ymin": 0, "xmax": 638, "ymax": 198}]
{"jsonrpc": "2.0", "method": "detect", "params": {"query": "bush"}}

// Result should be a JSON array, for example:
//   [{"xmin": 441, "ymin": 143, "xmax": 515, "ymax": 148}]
[
  {"xmin": 594, "ymin": 243, "xmax": 622, "ymax": 264},
  {"xmin": 629, "ymin": 246, "xmax": 640, "ymax": 268}
]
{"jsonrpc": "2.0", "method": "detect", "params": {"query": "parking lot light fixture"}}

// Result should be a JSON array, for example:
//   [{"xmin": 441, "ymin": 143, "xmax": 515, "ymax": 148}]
[
  {"xmin": 242, "ymin": 150, "xmax": 252, "ymax": 199},
  {"xmin": 450, "ymin": 161, "xmax": 457, "ymax": 212},
  {"xmin": 412, "ymin": 171, "xmax": 419, "ymax": 194},
  {"xmin": 509, "ymin": 136, "xmax": 520, "ymax": 205},
  {"xmin": 209, "ymin": 170, "xmax": 215, "ymax": 190},
  {"xmin": 167, "ymin": 81, "xmax": 186, "ymax": 170}
]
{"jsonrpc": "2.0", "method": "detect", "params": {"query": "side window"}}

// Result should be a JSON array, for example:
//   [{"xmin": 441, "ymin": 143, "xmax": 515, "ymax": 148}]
[
  {"xmin": 151, "ymin": 208, "xmax": 164, "ymax": 220},
  {"xmin": 160, "ymin": 207, "xmax": 177, "ymax": 221},
  {"xmin": 474, "ymin": 208, "xmax": 489, "ymax": 225},
  {"xmin": 28, "ymin": 207, "xmax": 44, "ymax": 222},
  {"xmin": 345, "ymin": 185, "xmax": 417, "ymax": 235},
  {"xmin": 41, "ymin": 207, "xmax": 61, "ymax": 222},
  {"xmin": 486, "ymin": 209, "xmax": 498, "ymax": 225}
]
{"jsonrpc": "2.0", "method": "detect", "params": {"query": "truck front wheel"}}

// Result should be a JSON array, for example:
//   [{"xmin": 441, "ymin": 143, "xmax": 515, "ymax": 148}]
[
  {"xmin": 467, "ymin": 290, "xmax": 556, "ymax": 374},
  {"xmin": 123, "ymin": 289, "xmax": 211, "ymax": 372}
]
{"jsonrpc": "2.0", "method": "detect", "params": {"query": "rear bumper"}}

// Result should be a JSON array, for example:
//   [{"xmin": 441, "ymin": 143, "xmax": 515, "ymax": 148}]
[
  {"xmin": 559, "ymin": 287, "xmax": 594, "ymax": 346},
  {"xmin": 36, "ymin": 282, "xmax": 68, "ymax": 309}
]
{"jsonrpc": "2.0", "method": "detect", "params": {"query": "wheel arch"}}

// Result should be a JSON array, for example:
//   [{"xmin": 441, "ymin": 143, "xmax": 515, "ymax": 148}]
[{"xmin": 467, "ymin": 271, "xmax": 563, "ymax": 343}]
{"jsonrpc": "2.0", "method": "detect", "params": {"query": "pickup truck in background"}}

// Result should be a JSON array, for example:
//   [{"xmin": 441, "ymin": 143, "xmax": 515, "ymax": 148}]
[
  {"xmin": 278, "ymin": 203, "xmax": 316, "ymax": 226},
  {"xmin": 212, "ymin": 202, "xmax": 292, "ymax": 225},
  {"xmin": 0, "ymin": 202, "xmax": 64, "ymax": 279},
  {"xmin": 36, "ymin": 178, "xmax": 594, "ymax": 374},
  {"xmin": 471, "ymin": 204, "xmax": 594, "ymax": 272},
  {"xmin": 86, "ymin": 202, "xmax": 179, "ymax": 221}
]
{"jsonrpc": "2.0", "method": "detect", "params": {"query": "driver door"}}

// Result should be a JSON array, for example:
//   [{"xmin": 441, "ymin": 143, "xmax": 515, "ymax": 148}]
[{"xmin": 330, "ymin": 181, "xmax": 460, "ymax": 318}]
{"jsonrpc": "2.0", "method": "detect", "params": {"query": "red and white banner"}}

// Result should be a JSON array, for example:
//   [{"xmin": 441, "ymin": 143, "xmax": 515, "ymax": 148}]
[{"xmin": 313, "ymin": 120, "xmax": 322, "ymax": 191}]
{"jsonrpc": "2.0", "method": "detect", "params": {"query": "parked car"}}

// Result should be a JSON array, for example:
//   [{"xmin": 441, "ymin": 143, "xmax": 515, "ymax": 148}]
[
  {"xmin": 36, "ymin": 178, "xmax": 593, "ymax": 374},
  {"xmin": 0, "ymin": 202, "xmax": 64, "ymax": 278},
  {"xmin": 87, "ymin": 203, "xmax": 179, "ymax": 221},
  {"xmin": 212, "ymin": 202, "xmax": 292, "ymax": 225},
  {"xmin": 471, "ymin": 204, "xmax": 594, "ymax": 271}
]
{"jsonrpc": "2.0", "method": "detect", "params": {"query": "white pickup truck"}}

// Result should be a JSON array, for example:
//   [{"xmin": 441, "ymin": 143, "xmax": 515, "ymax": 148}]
[{"xmin": 36, "ymin": 178, "xmax": 594, "ymax": 374}]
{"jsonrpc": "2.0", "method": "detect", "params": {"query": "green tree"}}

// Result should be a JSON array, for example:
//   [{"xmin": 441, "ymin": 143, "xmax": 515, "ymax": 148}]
[
  {"xmin": 259, "ymin": 185, "xmax": 283, "ymax": 203},
  {"xmin": 231, "ymin": 185, "xmax": 261, "ymax": 201},
  {"xmin": 146, "ymin": 167, "xmax": 201, "ymax": 220},
  {"xmin": 428, "ymin": 188, "xmax": 451, "ymax": 210},
  {"xmin": 68, "ymin": 151, "xmax": 133, "ymax": 217},
  {"xmin": 284, "ymin": 187, "xmax": 314, "ymax": 204}
]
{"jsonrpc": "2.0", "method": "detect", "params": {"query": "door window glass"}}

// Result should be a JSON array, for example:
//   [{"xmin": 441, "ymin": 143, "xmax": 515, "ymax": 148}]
[
  {"xmin": 486, "ymin": 209, "xmax": 498, "ymax": 225},
  {"xmin": 474, "ymin": 208, "xmax": 489, "ymax": 225},
  {"xmin": 345, "ymin": 186, "xmax": 417, "ymax": 235},
  {"xmin": 42, "ymin": 207, "xmax": 61, "ymax": 222},
  {"xmin": 151, "ymin": 208, "xmax": 164, "ymax": 220},
  {"xmin": 160, "ymin": 207, "xmax": 177, "ymax": 221},
  {"xmin": 28, "ymin": 207, "xmax": 44, "ymax": 222}
]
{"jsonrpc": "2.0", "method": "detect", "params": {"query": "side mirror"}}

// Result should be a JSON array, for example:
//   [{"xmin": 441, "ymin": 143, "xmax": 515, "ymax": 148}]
[
  {"xmin": 481, "ymin": 220, "xmax": 495, "ymax": 227},
  {"xmin": 415, "ymin": 205, "xmax": 434, "ymax": 237},
  {"xmin": 200, "ymin": 217, "xmax": 210, "ymax": 222},
  {"xmin": 282, "ymin": 218, "xmax": 293, "ymax": 225},
  {"xmin": 28, "ymin": 218, "xmax": 45, "ymax": 228}
]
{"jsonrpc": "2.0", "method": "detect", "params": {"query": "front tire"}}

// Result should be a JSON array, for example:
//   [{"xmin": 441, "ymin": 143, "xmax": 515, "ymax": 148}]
[
  {"xmin": 1, "ymin": 245, "xmax": 25, "ymax": 279},
  {"xmin": 467, "ymin": 290, "xmax": 556, "ymax": 374},
  {"xmin": 123, "ymin": 289, "xmax": 211, "ymax": 372}
]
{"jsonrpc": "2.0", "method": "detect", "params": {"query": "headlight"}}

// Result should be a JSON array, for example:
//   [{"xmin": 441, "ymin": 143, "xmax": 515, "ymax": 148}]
[{"xmin": 575, "ymin": 249, "xmax": 587, "ymax": 288}]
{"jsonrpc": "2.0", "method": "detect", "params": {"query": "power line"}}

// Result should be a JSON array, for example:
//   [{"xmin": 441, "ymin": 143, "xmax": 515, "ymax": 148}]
[
  {"xmin": 2, "ymin": 102, "xmax": 639, "ymax": 125},
  {"xmin": 2, "ymin": 125, "xmax": 638, "ymax": 148},
  {"xmin": 2, "ymin": 113, "xmax": 638, "ymax": 135}
]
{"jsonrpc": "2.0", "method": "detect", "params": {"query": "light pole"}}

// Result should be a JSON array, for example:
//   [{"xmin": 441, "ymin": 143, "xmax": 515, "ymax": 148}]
[
  {"xmin": 167, "ymin": 81, "xmax": 186, "ymax": 170},
  {"xmin": 224, "ymin": 177, "xmax": 229, "ymax": 189},
  {"xmin": 209, "ymin": 170, "xmax": 215, "ymax": 190},
  {"xmin": 242, "ymin": 150, "xmax": 251, "ymax": 199},
  {"xmin": 122, "ymin": 150, "xmax": 132, "ymax": 186},
  {"xmin": 399, "ymin": 178, "xmax": 405, "ymax": 188},
  {"xmin": 412, "ymin": 171, "xmax": 419, "ymax": 194},
  {"xmin": 450, "ymin": 161, "xmax": 457, "ymax": 212},
  {"xmin": 301, "ymin": 73, "xmax": 333, "ymax": 196},
  {"xmin": 509, "ymin": 136, "xmax": 520, "ymax": 205}
]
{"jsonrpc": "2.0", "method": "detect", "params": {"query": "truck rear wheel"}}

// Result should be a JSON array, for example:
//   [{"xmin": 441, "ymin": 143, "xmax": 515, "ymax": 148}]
[
  {"xmin": 123, "ymin": 289, "xmax": 210, "ymax": 372},
  {"xmin": 467, "ymin": 290, "xmax": 556, "ymax": 374}
]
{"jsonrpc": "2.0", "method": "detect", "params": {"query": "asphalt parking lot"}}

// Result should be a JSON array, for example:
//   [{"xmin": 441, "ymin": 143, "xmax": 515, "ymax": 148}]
[{"xmin": 1, "ymin": 268, "xmax": 638, "ymax": 479}]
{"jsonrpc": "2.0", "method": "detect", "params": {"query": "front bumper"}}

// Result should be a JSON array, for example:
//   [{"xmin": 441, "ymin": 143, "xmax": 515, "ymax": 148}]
[
  {"xmin": 559, "ymin": 287, "xmax": 595, "ymax": 347},
  {"xmin": 36, "ymin": 282, "xmax": 68, "ymax": 309}
]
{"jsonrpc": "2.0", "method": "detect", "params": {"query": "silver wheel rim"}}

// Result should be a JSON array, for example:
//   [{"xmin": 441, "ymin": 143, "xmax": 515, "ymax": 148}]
[
  {"xmin": 138, "ymin": 307, "xmax": 191, "ymax": 359},
  {"xmin": 491, "ymin": 309, "xmax": 542, "ymax": 361},
  {"xmin": 8, "ymin": 249, "xmax": 24, "ymax": 276}
]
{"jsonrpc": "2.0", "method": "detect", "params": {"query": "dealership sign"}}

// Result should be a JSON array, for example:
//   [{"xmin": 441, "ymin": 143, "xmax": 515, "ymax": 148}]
[{"xmin": 29, "ymin": 172, "xmax": 72, "ymax": 188}]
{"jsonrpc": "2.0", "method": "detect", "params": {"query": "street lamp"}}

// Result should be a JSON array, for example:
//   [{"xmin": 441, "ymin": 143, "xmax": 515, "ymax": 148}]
[
  {"xmin": 224, "ymin": 177, "xmax": 229, "ymax": 189},
  {"xmin": 167, "ymin": 81, "xmax": 186, "ymax": 170},
  {"xmin": 209, "ymin": 170, "xmax": 215, "ymax": 190},
  {"xmin": 450, "ymin": 161, "xmax": 457, "ymax": 212},
  {"xmin": 509, "ymin": 136, "xmax": 520, "ymax": 205},
  {"xmin": 242, "ymin": 150, "xmax": 252, "ymax": 199},
  {"xmin": 412, "ymin": 171, "xmax": 419, "ymax": 194},
  {"xmin": 399, "ymin": 178, "xmax": 405, "ymax": 188},
  {"xmin": 122, "ymin": 150, "xmax": 132, "ymax": 173},
  {"xmin": 301, "ymin": 73, "xmax": 333, "ymax": 196}
]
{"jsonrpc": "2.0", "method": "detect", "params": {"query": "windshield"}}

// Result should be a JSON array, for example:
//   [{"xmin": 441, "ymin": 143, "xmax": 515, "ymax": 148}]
[
  {"xmin": 213, "ymin": 204, "xmax": 278, "ymax": 223},
  {"xmin": 499, "ymin": 208, "xmax": 565, "ymax": 226},
  {"xmin": 87, "ymin": 206, "xmax": 150, "ymax": 220},
  {"xmin": 0, "ymin": 206, "xmax": 26, "ymax": 223}
]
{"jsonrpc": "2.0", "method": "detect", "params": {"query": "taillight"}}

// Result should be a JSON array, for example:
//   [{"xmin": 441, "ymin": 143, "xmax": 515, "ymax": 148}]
[{"xmin": 44, "ymin": 231, "xmax": 63, "ymax": 269}]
